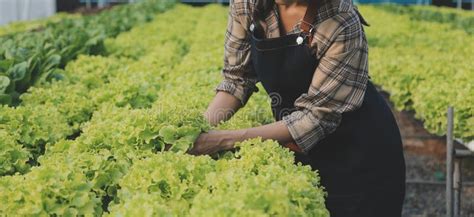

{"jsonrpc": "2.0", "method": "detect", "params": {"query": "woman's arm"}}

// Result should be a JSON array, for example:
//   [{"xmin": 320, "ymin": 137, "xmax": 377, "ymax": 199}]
[
  {"xmin": 204, "ymin": 91, "xmax": 243, "ymax": 126},
  {"xmin": 209, "ymin": 0, "xmax": 258, "ymax": 124},
  {"xmin": 188, "ymin": 121, "xmax": 294, "ymax": 155}
]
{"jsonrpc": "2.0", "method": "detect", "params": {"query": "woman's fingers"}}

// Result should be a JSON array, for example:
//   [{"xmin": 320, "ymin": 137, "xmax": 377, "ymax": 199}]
[{"xmin": 188, "ymin": 133, "xmax": 215, "ymax": 155}]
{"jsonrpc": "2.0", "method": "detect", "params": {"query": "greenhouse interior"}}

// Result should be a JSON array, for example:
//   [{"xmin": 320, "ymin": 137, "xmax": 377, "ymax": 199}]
[{"xmin": 0, "ymin": 0, "xmax": 472, "ymax": 216}]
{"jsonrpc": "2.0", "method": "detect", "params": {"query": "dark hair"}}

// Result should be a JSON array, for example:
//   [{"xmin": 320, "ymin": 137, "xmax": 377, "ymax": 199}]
[{"xmin": 252, "ymin": 0, "xmax": 274, "ymax": 38}]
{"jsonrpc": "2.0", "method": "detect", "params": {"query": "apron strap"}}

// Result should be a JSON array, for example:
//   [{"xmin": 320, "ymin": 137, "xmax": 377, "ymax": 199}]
[{"xmin": 300, "ymin": 0, "xmax": 323, "ymax": 45}]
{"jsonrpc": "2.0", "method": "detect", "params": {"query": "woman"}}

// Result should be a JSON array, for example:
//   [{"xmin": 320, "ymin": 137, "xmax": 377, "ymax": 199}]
[{"xmin": 188, "ymin": 0, "xmax": 406, "ymax": 216}]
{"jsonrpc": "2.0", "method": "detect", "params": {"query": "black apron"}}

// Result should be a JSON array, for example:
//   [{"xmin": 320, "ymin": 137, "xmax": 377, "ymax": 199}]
[{"xmin": 249, "ymin": 10, "xmax": 406, "ymax": 217}]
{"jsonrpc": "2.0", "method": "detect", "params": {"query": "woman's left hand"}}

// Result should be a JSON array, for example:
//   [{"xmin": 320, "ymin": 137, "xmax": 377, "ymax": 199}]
[{"xmin": 188, "ymin": 130, "xmax": 240, "ymax": 155}]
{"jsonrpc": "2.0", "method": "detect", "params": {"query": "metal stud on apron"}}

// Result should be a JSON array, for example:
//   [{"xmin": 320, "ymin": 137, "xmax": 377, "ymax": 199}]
[{"xmin": 249, "ymin": 1, "xmax": 406, "ymax": 216}]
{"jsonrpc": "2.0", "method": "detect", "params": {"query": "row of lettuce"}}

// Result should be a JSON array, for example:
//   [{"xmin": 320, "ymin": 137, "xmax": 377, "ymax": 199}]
[
  {"xmin": 0, "ymin": 0, "xmax": 176, "ymax": 106},
  {"xmin": 0, "ymin": 13, "xmax": 80, "ymax": 37},
  {"xmin": 359, "ymin": 5, "xmax": 473, "ymax": 142},
  {"xmin": 0, "ymin": 5, "xmax": 329, "ymax": 216},
  {"xmin": 372, "ymin": 4, "xmax": 473, "ymax": 34}
]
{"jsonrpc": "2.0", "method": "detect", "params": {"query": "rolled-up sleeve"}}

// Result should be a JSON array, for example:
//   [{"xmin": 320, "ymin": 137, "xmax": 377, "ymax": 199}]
[
  {"xmin": 283, "ymin": 12, "xmax": 369, "ymax": 152},
  {"xmin": 216, "ymin": 0, "xmax": 258, "ymax": 106}
]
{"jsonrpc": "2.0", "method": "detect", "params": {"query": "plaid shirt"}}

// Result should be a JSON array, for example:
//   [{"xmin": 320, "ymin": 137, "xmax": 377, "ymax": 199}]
[{"xmin": 216, "ymin": 0, "xmax": 369, "ymax": 152}]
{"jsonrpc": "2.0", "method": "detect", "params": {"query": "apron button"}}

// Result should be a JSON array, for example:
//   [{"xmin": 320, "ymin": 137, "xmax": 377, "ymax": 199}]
[
  {"xmin": 296, "ymin": 36, "xmax": 304, "ymax": 45},
  {"xmin": 250, "ymin": 24, "xmax": 255, "ymax": 32}
]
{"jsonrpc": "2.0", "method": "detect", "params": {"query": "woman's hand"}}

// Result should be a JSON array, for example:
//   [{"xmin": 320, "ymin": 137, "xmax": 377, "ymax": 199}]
[{"xmin": 188, "ymin": 130, "xmax": 241, "ymax": 155}]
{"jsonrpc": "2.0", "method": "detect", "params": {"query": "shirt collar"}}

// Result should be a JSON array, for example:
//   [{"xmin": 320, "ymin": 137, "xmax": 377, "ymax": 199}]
[{"xmin": 264, "ymin": 0, "xmax": 354, "ymax": 38}]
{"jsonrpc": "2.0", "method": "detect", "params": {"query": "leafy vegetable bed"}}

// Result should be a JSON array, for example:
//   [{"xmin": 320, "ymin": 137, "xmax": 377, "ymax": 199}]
[
  {"xmin": 373, "ymin": 4, "xmax": 474, "ymax": 34},
  {"xmin": 0, "ymin": 5, "xmax": 328, "ymax": 216},
  {"xmin": 0, "ymin": 13, "xmax": 80, "ymax": 37},
  {"xmin": 2, "ymin": 3, "xmax": 470, "ymax": 216},
  {"xmin": 0, "ymin": 0, "xmax": 175, "ymax": 106},
  {"xmin": 359, "ymin": 5, "xmax": 473, "ymax": 142}
]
